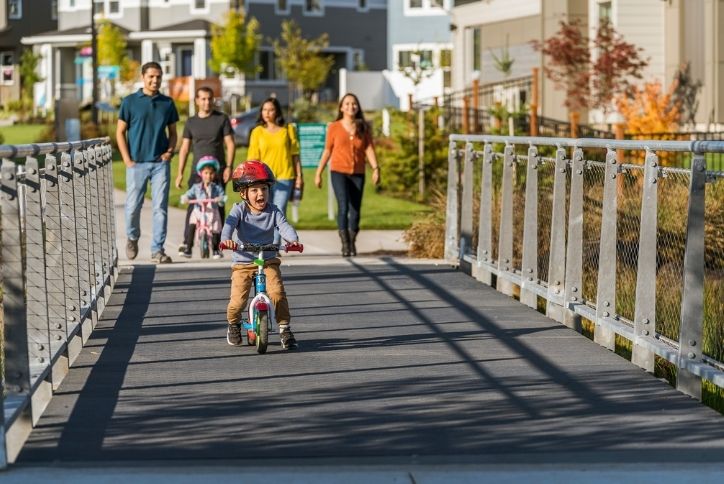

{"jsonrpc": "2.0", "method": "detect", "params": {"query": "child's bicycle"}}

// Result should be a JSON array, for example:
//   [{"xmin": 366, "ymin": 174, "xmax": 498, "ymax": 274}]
[
  {"xmin": 185, "ymin": 198, "xmax": 219, "ymax": 258},
  {"xmin": 227, "ymin": 242, "xmax": 303, "ymax": 354}
]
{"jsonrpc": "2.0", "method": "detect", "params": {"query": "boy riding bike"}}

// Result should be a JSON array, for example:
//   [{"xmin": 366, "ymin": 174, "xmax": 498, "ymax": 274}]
[
  {"xmin": 179, "ymin": 156, "xmax": 226, "ymax": 259},
  {"xmin": 220, "ymin": 160, "xmax": 302, "ymax": 350}
]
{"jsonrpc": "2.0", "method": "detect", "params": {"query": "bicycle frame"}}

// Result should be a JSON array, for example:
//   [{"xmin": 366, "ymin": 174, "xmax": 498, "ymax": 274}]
[{"xmin": 187, "ymin": 198, "xmax": 217, "ymax": 257}]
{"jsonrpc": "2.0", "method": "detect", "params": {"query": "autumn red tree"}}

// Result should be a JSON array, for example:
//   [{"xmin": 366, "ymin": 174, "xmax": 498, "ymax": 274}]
[{"xmin": 590, "ymin": 19, "xmax": 648, "ymax": 118}]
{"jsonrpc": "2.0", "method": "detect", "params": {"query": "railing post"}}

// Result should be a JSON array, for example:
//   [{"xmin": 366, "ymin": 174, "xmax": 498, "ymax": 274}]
[
  {"xmin": 444, "ymin": 140, "xmax": 460, "ymax": 263},
  {"xmin": 632, "ymin": 150, "xmax": 659, "ymax": 373},
  {"xmin": 475, "ymin": 143, "xmax": 494, "ymax": 285},
  {"xmin": 546, "ymin": 147, "xmax": 568, "ymax": 323},
  {"xmin": 460, "ymin": 142, "xmax": 475, "ymax": 262},
  {"xmin": 497, "ymin": 144, "xmax": 515, "ymax": 296},
  {"xmin": 520, "ymin": 145, "xmax": 539, "ymax": 308},
  {"xmin": 86, "ymin": 148, "xmax": 105, "ymax": 315},
  {"xmin": 42, "ymin": 153, "xmax": 71, "ymax": 389},
  {"xmin": 595, "ymin": 148, "xmax": 619, "ymax": 351},
  {"xmin": 59, "ymin": 151, "xmax": 83, "ymax": 364},
  {"xmin": 563, "ymin": 148, "xmax": 584, "ymax": 331},
  {"xmin": 676, "ymin": 153, "xmax": 706, "ymax": 399},
  {"xmin": 23, "ymin": 157, "xmax": 54, "ymax": 424},
  {"xmin": 1, "ymin": 159, "xmax": 31, "ymax": 464},
  {"xmin": 73, "ymin": 148, "xmax": 96, "ymax": 342}
]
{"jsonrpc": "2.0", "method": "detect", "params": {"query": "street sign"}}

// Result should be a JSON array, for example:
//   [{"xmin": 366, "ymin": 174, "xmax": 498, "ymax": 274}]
[
  {"xmin": 98, "ymin": 65, "xmax": 120, "ymax": 80},
  {"xmin": 297, "ymin": 123, "xmax": 327, "ymax": 168}
]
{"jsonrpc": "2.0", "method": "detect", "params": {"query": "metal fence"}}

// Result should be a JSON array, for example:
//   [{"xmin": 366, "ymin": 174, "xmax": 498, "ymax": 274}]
[
  {"xmin": 445, "ymin": 134, "xmax": 724, "ymax": 402},
  {"xmin": 0, "ymin": 138, "xmax": 117, "ymax": 466}
]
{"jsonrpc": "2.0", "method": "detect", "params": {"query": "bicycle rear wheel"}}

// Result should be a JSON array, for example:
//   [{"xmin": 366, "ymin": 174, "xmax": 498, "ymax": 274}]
[{"xmin": 256, "ymin": 310, "xmax": 268, "ymax": 354}]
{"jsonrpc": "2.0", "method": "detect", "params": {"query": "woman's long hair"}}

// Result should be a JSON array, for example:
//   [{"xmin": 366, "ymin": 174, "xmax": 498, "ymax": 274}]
[
  {"xmin": 255, "ymin": 97, "xmax": 285, "ymax": 127},
  {"xmin": 335, "ymin": 92, "xmax": 368, "ymax": 137}
]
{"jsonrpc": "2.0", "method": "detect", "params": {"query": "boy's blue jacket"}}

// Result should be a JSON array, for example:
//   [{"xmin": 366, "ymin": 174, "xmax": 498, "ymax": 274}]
[{"xmin": 221, "ymin": 202, "xmax": 299, "ymax": 263}]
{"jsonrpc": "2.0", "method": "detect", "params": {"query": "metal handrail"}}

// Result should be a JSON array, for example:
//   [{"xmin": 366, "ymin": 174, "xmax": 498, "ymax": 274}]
[
  {"xmin": 446, "ymin": 134, "xmax": 724, "ymax": 403},
  {"xmin": 0, "ymin": 138, "xmax": 117, "ymax": 467}
]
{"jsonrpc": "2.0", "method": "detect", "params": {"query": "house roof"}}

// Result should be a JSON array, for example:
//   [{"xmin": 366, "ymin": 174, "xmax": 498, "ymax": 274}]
[
  {"xmin": 31, "ymin": 23, "xmax": 130, "ymax": 38},
  {"xmin": 152, "ymin": 19, "xmax": 213, "ymax": 32},
  {"xmin": 21, "ymin": 23, "xmax": 130, "ymax": 45}
]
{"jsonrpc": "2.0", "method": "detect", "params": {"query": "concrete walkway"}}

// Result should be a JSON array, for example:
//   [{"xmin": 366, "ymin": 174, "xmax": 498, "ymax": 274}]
[{"xmin": 113, "ymin": 189, "xmax": 410, "ymax": 264}]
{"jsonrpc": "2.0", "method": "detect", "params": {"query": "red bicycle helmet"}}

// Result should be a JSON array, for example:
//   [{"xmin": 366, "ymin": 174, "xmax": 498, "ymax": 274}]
[{"xmin": 232, "ymin": 160, "xmax": 276, "ymax": 192}]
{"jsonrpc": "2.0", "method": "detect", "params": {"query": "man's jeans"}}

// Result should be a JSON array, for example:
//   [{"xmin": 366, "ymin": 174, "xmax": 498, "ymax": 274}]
[{"xmin": 125, "ymin": 161, "xmax": 170, "ymax": 254}]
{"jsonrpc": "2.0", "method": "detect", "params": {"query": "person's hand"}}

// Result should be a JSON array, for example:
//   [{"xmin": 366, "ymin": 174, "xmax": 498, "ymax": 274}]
[
  {"xmin": 219, "ymin": 240, "xmax": 238, "ymax": 251},
  {"xmin": 223, "ymin": 166, "xmax": 232, "ymax": 184},
  {"xmin": 314, "ymin": 170, "xmax": 323, "ymax": 189},
  {"xmin": 295, "ymin": 175, "xmax": 304, "ymax": 189},
  {"xmin": 286, "ymin": 241, "xmax": 303, "ymax": 253},
  {"xmin": 124, "ymin": 159, "xmax": 136, "ymax": 168},
  {"xmin": 372, "ymin": 167, "xmax": 381, "ymax": 186},
  {"xmin": 160, "ymin": 151, "xmax": 173, "ymax": 162},
  {"xmin": 175, "ymin": 174, "xmax": 183, "ymax": 189},
  {"xmin": 180, "ymin": 195, "xmax": 189, "ymax": 204}
]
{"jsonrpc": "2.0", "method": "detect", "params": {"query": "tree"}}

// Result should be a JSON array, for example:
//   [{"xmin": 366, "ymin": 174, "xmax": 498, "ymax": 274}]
[
  {"xmin": 19, "ymin": 49, "xmax": 42, "ymax": 116},
  {"xmin": 616, "ymin": 81, "xmax": 680, "ymax": 134},
  {"xmin": 96, "ymin": 20, "xmax": 137, "ymax": 83},
  {"xmin": 590, "ymin": 19, "xmax": 648, "ymax": 118},
  {"xmin": 209, "ymin": 9, "xmax": 261, "ymax": 78},
  {"xmin": 273, "ymin": 20, "xmax": 334, "ymax": 101},
  {"xmin": 531, "ymin": 19, "xmax": 591, "ymax": 115}
]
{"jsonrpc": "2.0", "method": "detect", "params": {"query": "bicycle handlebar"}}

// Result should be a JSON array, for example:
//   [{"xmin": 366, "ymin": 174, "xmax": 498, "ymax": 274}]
[
  {"xmin": 186, "ymin": 198, "xmax": 219, "ymax": 204},
  {"xmin": 227, "ymin": 242, "xmax": 304, "ymax": 253}
]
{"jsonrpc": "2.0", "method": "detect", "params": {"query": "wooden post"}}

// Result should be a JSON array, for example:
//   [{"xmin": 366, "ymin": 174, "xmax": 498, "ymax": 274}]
[
  {"xmin": 570, "ymin": 111, "xmax": 580, "ymax": 138},
  {"xmin": 462, "ymin": 96, "xmax": 470, "ymax": 134},
  {"xmin": 472, "ymin": 79, "xmax": 480, "ymax": 132},
  {"xmin": 530, "ymin": 67, "xmax": 539, "ymax": 136}
]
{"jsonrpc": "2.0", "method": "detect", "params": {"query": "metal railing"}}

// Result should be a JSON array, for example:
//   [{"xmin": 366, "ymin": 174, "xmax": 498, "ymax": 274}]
[
  {"xmin": 0, "ymin": 138, "xmax": 117, "ymax": 466},
  {"xmin": 445, "ymin": 134, "xmax": 724, "ymax": 402}
]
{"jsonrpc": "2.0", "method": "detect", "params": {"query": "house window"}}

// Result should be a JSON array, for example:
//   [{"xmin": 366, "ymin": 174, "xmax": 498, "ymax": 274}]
[
  {"xmin": 276, "ymin": 0, "xmax": 290, "ymax": 14},
  {"xmin": 472, "ymin": 27, "xmax": 481, "ymax": 72},
  {"xmin": 8, "ymin": 0, "xmax": 22, "ymax": 19},
  {"xmin": 257, "ymin": 50, "xmax": 279, "ymax": 81},
  {"xmin": 94, "ymin": 0, "xmax": 120, "ymax": 16},
  {"xmin": 178, "ymin": 48, "xmax": 193, "ymax": 77},
  {"xmin": 51, "ymin": 0, "xmax": 58, "ymax": 19},
  {"xmin": 304, "ymin": 0, "xmax": 323, "ymax": 15},
  {"xmin": 406, "ymin": 0, "xmax": 446, "ymax": 11},
  {"xmin": 440, "ymin": 49, "xmax": 452, "ymax": 89},
  {"xmin": 409, "ymin": 0, "xmax": 423, "ymax": 7},
  {"xmin": 397, "ymin": 50, "xmax": 433, "ymax": 70},
  {"xmin": 0, "ymin": 52, "xmax": 14, "ymax": 66},
  {"xmin": 598, "ymin": 1, "xmax": 612, "ymax": 21},
  {"xmin": 195, "ymin": 0, "xmax": 207, "ymax": 8}
]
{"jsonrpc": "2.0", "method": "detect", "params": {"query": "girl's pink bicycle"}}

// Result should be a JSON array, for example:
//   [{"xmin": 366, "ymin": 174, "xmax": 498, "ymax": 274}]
[{"xmin": 186, "ymin": 198, "xmax": 221, "ymax": 259}]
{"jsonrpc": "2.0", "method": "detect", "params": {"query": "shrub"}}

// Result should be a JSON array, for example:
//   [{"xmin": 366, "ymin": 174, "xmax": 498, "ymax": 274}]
[{"xmin": 403, "ymin": 189, "xmax": 446, "ymax": 258}]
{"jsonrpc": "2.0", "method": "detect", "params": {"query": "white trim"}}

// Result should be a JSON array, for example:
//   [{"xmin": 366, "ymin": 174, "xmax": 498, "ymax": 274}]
[
  {"xmin": 129, "ymin": 30, "xmax": 208, "ymax": 40},
  {"xmin": 22, "ymin": 34, "xmax": 90, "ymax": 45},
  {"xmin": 302, "ymin": 0, "xmax": 324, "ymax": 16}
]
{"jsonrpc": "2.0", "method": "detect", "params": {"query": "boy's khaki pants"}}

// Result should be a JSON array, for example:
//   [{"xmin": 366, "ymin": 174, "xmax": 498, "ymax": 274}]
[{"xmin": 227, "ymin": 258, "xmax": 291, "ymax": 325}]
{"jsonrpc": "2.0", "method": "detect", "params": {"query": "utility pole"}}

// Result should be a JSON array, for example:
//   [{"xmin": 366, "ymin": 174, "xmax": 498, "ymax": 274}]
[{"xmin": 91, "ymin": 0, "xmax": 99, "ymax": 126}]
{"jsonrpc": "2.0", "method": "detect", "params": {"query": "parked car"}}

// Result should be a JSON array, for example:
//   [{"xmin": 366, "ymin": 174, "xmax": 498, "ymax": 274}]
[{"xmin": 230, "ymin": 107, "xmax": 259, "ymax": 147}]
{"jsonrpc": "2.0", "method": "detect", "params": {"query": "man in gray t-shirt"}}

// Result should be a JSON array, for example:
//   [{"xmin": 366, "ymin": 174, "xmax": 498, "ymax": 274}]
[{"xmin": 176, "ymin": 86, "xmax": 235, "ymax": 255}]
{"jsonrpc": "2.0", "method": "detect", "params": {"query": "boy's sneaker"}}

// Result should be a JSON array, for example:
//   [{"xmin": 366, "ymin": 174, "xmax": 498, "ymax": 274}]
[
  {"xmin": 212, "ymin": 250, "xmax": 223, "ymax": 260},
  {"xmin": 227, "ymin": 323, "xmax": 243, "ymax": 346},
  {"xmin": 279, "ymin": 325, "xmax": 297, "ymax": 350},
  {"xmin": 126, "ymin": 239, "xmax": 138, "ymax": 260},
  {"xmin": 151, "ymin": 250, "xmax": 172, "ymax": 264},
  {"xmin": 180, "ymin": 250, "xmax": 192, "ymax": 259},
  {"xmin": 178, "ymin": 243, "xmax": 187, "ymax": 256}
]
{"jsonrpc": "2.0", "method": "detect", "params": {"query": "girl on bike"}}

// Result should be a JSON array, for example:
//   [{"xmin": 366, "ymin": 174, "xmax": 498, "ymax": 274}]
[
  {"xmin": 219, "ymin": 160, "xmax": 302, "ymax": 350},
  {"xmin": 180, "ymin": 156, "xmax": 226, "ymax": 259}
]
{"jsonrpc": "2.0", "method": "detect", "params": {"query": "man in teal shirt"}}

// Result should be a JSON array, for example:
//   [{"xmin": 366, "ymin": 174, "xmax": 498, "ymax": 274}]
[{"xmin": 116, "ymin": 61, "xmax": 179, "ymax": 263}]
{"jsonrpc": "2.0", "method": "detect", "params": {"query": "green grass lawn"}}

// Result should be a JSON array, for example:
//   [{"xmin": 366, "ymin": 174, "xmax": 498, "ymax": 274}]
[
  {"xmin": 112, "ymin": 148, "xmax": 430, "ymax": 230},
  {"xmin": 0, "ymin": 123, "xmax": 48, "ymax": 145}
]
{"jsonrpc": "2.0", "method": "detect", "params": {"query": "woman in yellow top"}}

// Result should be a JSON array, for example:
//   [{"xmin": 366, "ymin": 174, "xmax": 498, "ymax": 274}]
[{"xmin": 247, "ymin": 98, "xmax": 303, "ymax": 231}]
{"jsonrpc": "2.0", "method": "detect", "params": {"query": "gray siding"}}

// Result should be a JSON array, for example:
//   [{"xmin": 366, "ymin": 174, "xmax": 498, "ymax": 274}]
[
  {"xmin": 1, "ymin": 0, "xmax": 56, "ymax": 56},
  {"xmin": 247, "ymin": 4, "xmax": 387, "ymax": 71}
]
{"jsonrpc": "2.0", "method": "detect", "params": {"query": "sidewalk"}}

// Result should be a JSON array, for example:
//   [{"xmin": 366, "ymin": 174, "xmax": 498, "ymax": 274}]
[{"xmin": 113, "ymin": 189, "xmax": 410, "ymax": 265}]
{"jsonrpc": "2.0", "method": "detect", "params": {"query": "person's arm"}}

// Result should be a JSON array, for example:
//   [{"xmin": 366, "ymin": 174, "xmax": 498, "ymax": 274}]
[
  {"xmin": 116, "ymin": 119, "xmax": 134, "ymax": 167},
  {"xmin": 365, "ymin": 143, "xmax": 380, "ymax": 186},
  {"xmin": 293, "ymin": 154, "xmax": 303, "ymax": 189},
  {"xmin": 176, "ymin": 137, "xmax": 191, "ymax": 188},
  {"xmin": 314, "ymin": 123, "xmax": 333, "ymax": 189},
  {"xmin": 223, "ymin": 133, "xmax": 235, "ymax": 183},
  {"xmin": 160, "ymin": 123, "xmax": 177, "ymax": 162}
]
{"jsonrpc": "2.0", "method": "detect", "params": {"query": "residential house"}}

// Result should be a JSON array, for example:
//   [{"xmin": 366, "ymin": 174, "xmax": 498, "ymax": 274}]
[
  {"xmin": 0, "ymin": 0, "xmax": 58, "ymax": 107},
  {"xmin": 452, "ymin": 0, "xmax": 724, "ymax": 127}
]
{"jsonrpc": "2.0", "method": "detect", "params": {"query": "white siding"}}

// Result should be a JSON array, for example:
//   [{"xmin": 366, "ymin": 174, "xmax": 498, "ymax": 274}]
[{"xmin": 454, "ymin": 0, "xmax": 540, "ymax": 25}]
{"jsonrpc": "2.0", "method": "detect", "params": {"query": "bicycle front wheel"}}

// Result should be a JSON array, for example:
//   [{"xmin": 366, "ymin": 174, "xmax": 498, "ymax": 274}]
[
  {"xmin": 200, "ymin": 233, "xmax": 210, "ymax": 258},
  {"xmin": 256, "ymin": 310, "xmax": 268, "ymax": 354}
]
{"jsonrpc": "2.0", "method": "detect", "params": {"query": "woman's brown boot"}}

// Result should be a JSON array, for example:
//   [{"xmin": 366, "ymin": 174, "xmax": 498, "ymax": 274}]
[{"xmin": 338, "ymin": 230, "xmax": 351, "ymax": 257}]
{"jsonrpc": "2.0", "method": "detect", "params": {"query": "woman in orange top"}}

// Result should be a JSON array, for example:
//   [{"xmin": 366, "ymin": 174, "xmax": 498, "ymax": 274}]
[{"xmin": 314, "ymin": 93, "xmax": 380, "ymax": 257}]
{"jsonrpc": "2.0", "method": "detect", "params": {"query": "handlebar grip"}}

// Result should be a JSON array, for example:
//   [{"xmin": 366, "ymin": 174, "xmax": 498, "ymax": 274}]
[{"xmin": 284, "ymin": 243, "xmax": 304, "ymax": 253}]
